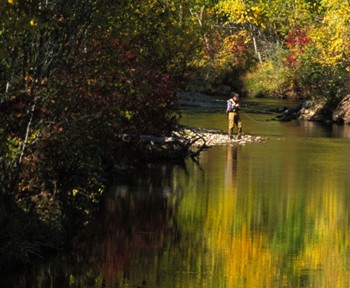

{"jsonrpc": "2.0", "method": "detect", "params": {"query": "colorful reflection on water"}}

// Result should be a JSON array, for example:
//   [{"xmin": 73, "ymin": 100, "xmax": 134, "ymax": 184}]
[{"xmin": 4, "ymin": 99, "xmax": 350, "ymax": 287}]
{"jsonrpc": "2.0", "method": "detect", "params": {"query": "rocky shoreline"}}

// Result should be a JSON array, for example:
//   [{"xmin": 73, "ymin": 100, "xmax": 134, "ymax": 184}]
[
  {"xmin": 172, "ymin": 126, "xmax": 265, "ymax": 147},
  {"xmin": 134, "ymin": 126, "xmax": 265, "ymax": 162},
  {"xmin": 272, "ymin": 95, "xmax": 350, "ymax": 124}
]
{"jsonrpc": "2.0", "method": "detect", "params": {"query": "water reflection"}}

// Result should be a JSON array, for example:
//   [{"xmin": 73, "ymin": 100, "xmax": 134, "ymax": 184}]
[
  {"xmin": 286, "ymin": 120, "xmax": 350, "ymax": 138},
  {"xmin": 72, "ymin": 195, "xmax": 174, "ymax": 286},
  {"xmin": 225, "ymin": 145, "xmax": 239, "ymax": 192},
  {"xmin": 69, "ymin": 162, "xmax": 185, "ymax": 287},
  {"xmin": 5, "ymin": 107, "xmax": 350, "ymax": 287},
  {"xmin": 332, "ymin": 123, "xmax": 350, "ymax": 138},
  {"xmin": 198, "ymin": 140, "xmax": 350, "ymax": 288}
]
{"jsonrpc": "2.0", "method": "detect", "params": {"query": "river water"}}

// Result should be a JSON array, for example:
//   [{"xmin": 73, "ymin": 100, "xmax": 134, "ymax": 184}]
[{"xmin": 4, "ymin": 98, "xmax": 350, "ymax": 287}]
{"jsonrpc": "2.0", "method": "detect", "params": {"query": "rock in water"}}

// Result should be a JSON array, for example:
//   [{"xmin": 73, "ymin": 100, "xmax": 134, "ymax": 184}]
[{"xmin": 332, "ymin": 95, "xmax": 350, "ymax": 124}]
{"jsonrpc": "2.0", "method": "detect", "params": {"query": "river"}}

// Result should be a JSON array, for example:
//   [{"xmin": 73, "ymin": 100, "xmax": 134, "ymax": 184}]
[{"xmin": 3, "ymin": 98, "xmax": 350, "ymax": 288}]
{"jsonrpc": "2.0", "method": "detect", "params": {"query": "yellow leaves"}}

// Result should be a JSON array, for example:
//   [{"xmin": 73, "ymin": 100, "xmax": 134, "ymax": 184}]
[
  {"xmin": 124, "ymin": 111, "xmax": 132, "ymax": 120},
  {"xmin": 223, "ymin": 30, "xmax": 251, "ymax": 48},
  {"xmin": 5, "ymin": 136, "xmax": 22, "ymax": 161},
  {"xmin": 30, "ymin": 19, "xmax": 37, "ymax": 27},
  {"xmin": 216, "ymin": 0, "xmax": 266, "ymax": 28},
  {"xmin": 309, "ymin": 2, "xmax": 350, "ymax": 66},
  {"xmin": 98, "ymin": 187, "xmax": 104, "ymax": 194},
  {"xmin": 72, "ymin": 188, "xmax": 79, "ymax": 197},
  {"xmin": 249, "ymin": 5, "xmax": 265, "ymax": 28},
  {"xmin": 217, "ymin": 0, "xmax": 245, "ymax": 22},
  {"xmin": 7, "ymin": 0, "xmax": 15, "ymax": 4}
]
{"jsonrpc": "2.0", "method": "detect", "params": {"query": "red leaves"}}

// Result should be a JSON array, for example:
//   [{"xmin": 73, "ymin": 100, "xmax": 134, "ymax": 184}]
[
  {"xmin": 285, "ymin": 26, "xmax": 310, "ymax": 66},
  {"xmin": 285, "ymin": 53, "xmax": 299, "ymax": 67},
  {"xmin": 51, "ymin": 34, "xmax": 179, "ymax": 136},
  {"xmin": 285, "ymin": 26, "xmax": 310, "ymax": 49},
  {"xmin": 124, "ymin": 50, "xmax": 136, "ymax": 61}
]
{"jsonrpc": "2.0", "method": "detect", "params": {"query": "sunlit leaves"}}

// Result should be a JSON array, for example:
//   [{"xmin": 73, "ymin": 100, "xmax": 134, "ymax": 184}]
[
  {"xmin": 214, "ymin": 0, "xmax": 350, "ymax": 99},
  {"xmin": 121, "ymin": 0, "xmax": 213, "ymax": 76},
  {"xmin": 29, "ymin": 18, "xmax": 37, "ymax": 26},
  {"xmin": 216, "ymin": 0, "xmax": 266, "ymax": 28},
  {"xmin": 309, "ymin": 1, "xmax": 350, "ymax": 66}
]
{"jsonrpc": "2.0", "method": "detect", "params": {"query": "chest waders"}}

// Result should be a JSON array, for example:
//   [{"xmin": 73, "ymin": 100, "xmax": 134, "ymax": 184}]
[{"xmin": 228, "ymin": 111, "xmax": 242, "ymax": 139}]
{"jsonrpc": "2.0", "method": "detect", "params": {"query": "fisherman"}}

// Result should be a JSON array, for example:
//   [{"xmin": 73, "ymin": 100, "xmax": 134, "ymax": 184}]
[{"xmin": 226, "ymin": 92, "xmax": 242, "ymax": 139}]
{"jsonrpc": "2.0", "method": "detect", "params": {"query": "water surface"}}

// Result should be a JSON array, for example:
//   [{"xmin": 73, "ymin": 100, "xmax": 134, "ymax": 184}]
[{"xmin": 4, "ymin": 98, "xmax": 350, "ymax": 288}]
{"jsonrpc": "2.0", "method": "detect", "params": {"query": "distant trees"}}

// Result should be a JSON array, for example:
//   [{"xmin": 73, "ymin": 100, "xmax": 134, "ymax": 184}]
[{"xmin": 210, "ymin": 0, "xmax": 350, "ymax": 100}]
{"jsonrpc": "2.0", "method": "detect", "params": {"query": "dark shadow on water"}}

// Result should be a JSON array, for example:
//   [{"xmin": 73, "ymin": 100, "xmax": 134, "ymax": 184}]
[
  {"xmin": 1, "ymin": 160, "xmax": 188, "ymax": 288},
  {"xmin": 68, "ymin": 160, "xmax": 188, "ymax": 286}
]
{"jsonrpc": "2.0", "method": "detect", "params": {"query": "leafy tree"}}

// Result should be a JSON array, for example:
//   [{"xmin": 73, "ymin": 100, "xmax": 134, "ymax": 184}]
[
  {"xmin": 309, "ymin": 0, "xmax": 350, "ymax": 66},
  {"xmin": 0, "ymin": 0, "xmax": 213, "ymax": 218},
  {"xmin": 0, "ymin": 0, "xmax": 212, "ymax": 266},
  {"xmin": 214, "ymin": 0, "xmax": 350, "ymax": 101}
]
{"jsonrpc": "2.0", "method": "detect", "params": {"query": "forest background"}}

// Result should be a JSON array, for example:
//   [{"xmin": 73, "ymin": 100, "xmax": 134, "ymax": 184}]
[{"xmin": 1, "ymin": 0, "xmax": 350, "ymax": 269}]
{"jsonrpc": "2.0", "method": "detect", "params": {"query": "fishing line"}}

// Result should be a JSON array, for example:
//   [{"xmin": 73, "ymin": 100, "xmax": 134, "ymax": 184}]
[{"xmin": 240, "ymin": 109, "xmax": 278, "ymax": 124}]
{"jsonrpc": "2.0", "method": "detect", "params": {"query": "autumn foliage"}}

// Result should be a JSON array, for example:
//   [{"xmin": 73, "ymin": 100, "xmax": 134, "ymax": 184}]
[
  {"xmin": 285, "ymin": 26, "xmax": 310, "ymax": 66},
  {"xmin": 2, "ymin": 0, "xmax": 350, "ymax": 208},
  {"xmin": 2, "ymin": 0, "xmax": 350, "ymax": 274},
  {"xmin": 0, "ymin": 1, "xmax": 186, "ymax": 203}
]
